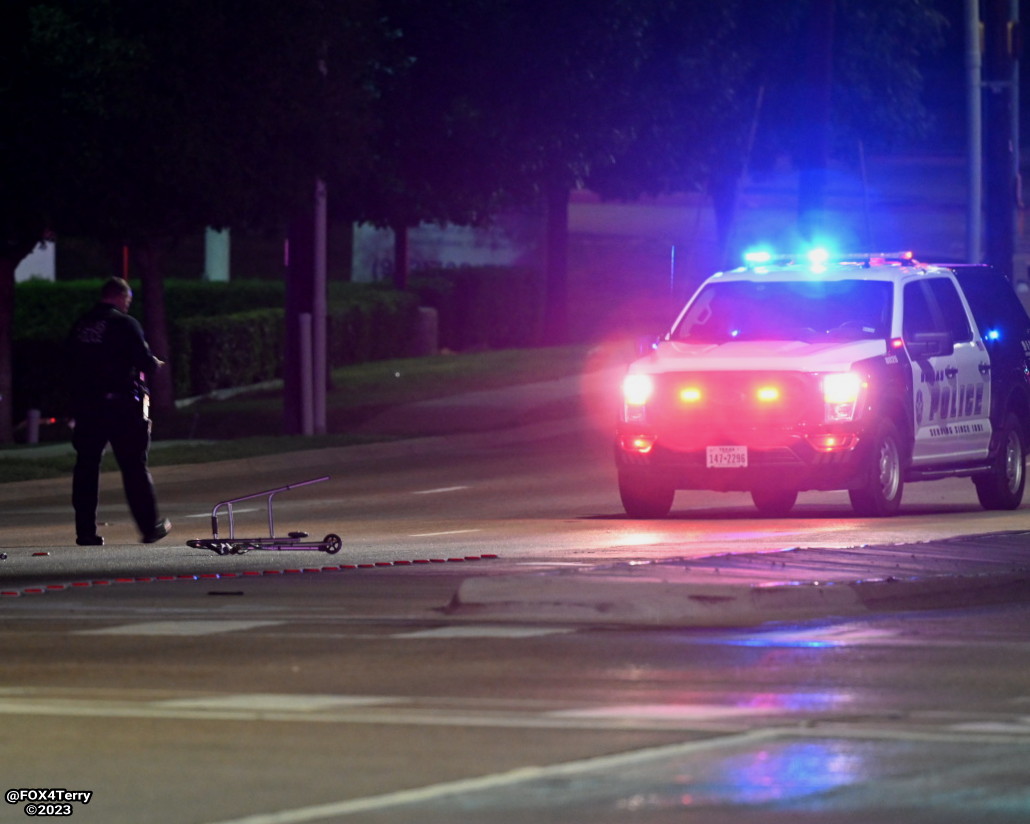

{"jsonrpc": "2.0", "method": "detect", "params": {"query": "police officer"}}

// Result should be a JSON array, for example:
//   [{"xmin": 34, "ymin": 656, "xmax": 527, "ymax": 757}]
[{"xmin": 67, "ymin": 277, "xmax": 171, "ymax": 546}]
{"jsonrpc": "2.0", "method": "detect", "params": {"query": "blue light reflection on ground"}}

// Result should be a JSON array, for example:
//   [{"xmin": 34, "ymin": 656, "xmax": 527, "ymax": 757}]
[
  {"xmin": 368, "ymin": 738, "xmax": 1030, "ymax": 824},
  {"xmin": 723, "ymin": 634, "xmax": 836, "ymax": 649}
]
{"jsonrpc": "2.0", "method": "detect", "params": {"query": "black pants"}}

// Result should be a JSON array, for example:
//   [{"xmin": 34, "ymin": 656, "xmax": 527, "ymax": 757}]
[{"xmin": 72, "ymin": 399, "xmax": 159, "ymax": 539}]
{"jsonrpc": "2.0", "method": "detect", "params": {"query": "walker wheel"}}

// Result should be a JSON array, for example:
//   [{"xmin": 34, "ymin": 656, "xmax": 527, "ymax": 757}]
[{"xmin": 323, "ymin": 534, "xmax": 342, "ymax": 555}]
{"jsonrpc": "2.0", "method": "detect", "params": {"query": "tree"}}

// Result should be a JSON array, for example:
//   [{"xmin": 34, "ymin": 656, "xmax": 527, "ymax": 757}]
[
  {"xmin": 0, "ymin": 0, "xmax": 141, "ymax": 442},
  {"xmin": 364, "ymin": 0, "xmax": 668, "ymax": 340},
  {"xmin": 369, "ymin": 0, "xmax": 945, "ymax": 339},
  {"xmin": 0, "ymin": 0, "xmax": 387, "ymax": 441}
]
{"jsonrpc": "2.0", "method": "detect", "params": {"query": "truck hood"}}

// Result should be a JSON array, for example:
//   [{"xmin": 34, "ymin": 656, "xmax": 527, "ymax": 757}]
[{"xmin": 630, "ymin": 338, "xmax": 889, "ymax": 375}]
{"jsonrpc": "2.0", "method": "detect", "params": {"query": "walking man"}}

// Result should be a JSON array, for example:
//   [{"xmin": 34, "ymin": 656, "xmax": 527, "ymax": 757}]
[{"xmin": 67, "ymin": 277, "xmax": 171, "ymax": 545}]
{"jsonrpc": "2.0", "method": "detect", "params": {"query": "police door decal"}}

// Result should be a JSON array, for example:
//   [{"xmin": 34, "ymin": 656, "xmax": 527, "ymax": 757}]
[{"xmin": 906, "ymin": 279, "xmax": 992, "ymax": 464}]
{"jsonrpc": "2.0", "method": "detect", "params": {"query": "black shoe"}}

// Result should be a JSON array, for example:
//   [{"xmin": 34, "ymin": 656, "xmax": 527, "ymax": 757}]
[
  {"xmin": 76, "ymin": 535, "xmax": 104, "ymax": 546},
  {"xmin": 141, "ymin": 518, "xmax": 171, "ymax": 544}
]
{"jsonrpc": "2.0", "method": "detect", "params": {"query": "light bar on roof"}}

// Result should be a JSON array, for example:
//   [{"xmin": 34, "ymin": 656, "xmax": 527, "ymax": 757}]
[{"xmin": 742, "ymin": 249, "xmax": 917, "ymax": 268}]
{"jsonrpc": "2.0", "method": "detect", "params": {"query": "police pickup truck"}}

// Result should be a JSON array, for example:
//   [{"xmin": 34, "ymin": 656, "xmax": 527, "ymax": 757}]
[{"xmin": 615, "ymin": 251, "xmax": 1030, "ymax": 517}]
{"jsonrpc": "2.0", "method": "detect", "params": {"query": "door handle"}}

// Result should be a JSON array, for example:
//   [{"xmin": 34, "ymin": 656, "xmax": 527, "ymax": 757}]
[{"xmin": 944, "ymin": 366, "xmax": 958, "ymax": 379}]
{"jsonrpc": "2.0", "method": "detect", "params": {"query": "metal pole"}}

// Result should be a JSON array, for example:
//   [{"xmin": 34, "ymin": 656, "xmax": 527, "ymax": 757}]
[
  {"xmin": 1012, "ymin": 0, "xmax": 1022, "ymax": 209},
  {"xmin": 313, "ymin": 178, "xmax": 327, "ymax": 435},
  {"xmin": 966, "ymin": 0, "xmax": 983, "ymax": 264}
]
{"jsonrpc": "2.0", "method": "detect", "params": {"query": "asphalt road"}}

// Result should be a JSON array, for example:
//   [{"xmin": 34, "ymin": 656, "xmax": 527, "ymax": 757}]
[{"xmin": 4, "ymin": 384, "xmax": 1030, "ymax": 823}]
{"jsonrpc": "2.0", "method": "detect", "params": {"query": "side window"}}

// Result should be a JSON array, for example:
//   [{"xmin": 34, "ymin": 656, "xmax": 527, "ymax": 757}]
[
  {"xmin": 903, "ymin": 282, "xmax": 936, "ymax": 337},
  {"xmin": 927, "ymin": 278, "xmax": 972, "ymax": 342}
]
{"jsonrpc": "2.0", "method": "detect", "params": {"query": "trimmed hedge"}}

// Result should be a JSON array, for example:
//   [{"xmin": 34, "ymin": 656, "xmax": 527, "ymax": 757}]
[
  {"xmin": 171, "ymin": 309, "xmax": 285, "ymax": 397},
  {"xmin": 12, "ymin": 278, "xmax": 287, "ymax": 339},
  {"xmin": 171, "ymin": 289, "xmax": 420, "ymax": 397},
  {"xmin": 10, "ymin": 266, "xmax": 541, "ymax": 421},
  {"xmin": 12, "ymin": 280, "xmax": 421, "ymax": 418}
]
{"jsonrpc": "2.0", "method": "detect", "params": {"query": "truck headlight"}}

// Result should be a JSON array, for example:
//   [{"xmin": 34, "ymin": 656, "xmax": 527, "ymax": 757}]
[
  {"xmin": 622, "ymin": 374, "xmax": 654, "ymax": 422},
  {"xmin": 822, "ymin": 372, "xmax": 864, "ymax": 422}
]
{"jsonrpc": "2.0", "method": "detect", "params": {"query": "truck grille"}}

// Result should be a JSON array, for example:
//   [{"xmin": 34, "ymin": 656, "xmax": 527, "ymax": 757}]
[{"xmin": 649, "ymin": 371, "xmax": 821, "ymax": 445}]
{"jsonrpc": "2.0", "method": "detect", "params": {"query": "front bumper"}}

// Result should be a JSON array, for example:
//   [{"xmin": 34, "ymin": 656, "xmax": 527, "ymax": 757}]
[{"xmin": 614, "ymin": 427, "xmax": 870, "ymax": 492}]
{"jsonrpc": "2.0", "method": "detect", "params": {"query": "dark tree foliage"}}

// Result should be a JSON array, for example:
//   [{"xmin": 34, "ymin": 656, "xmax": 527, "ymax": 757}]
[
  {"xmin": 366, "ymin": 0, "xmax": 946, "ymax": 339},
  {"xmin": 0, "ymin": 0, "xmax": 387, "ymax": 437}
]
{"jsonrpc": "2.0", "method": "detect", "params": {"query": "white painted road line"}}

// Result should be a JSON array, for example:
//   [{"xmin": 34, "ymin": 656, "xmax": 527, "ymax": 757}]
[
  {"xmin": 551, "ymin": 703, "xmax": 776, "ymax": 721},
  {"xmin": 412, "ymin": 486, "xmax": 469, "ymax": 495},
  {"xmin": 408, "ymin": 529, "xmax": 481, "ymax": 537},
  {"xmin": 392, "ymin": 626, "xmax": 573, "ymax": 639},
  {"xmin": 199, "ymin": 731, "xmax": 782, "ymax": 824},
  {"xmin": 75, "ymin": 620, "xmax": 283, "ymax": 636},
  {"xmin": 156, "ymin": 694, "xmax": 402, "ymax": 712}
]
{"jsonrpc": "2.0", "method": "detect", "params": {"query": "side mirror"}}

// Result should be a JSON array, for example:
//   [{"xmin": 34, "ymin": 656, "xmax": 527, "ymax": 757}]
[{"xmin": 905, "ymin": 331, "xmax": 954, "ymax": 359}]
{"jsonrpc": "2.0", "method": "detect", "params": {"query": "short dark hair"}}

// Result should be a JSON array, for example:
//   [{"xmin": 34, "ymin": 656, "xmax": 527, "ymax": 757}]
[{"xmin": 100, "ymin": 277, "xmax": 131, "ymax": 300}]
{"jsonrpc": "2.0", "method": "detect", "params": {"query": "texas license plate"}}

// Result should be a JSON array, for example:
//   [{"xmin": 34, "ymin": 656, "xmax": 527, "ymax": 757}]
[{"xmin": 706, "ymin": 445, "xmax": 748, "ymax": 468}]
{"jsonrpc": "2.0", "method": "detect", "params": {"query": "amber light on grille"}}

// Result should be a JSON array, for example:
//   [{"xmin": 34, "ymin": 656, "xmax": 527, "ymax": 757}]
[
  {"xmin": 806, "ymin": 433, "xmax": 858, "ymax": 452},
  {"xmin": 679, "ymin": 387, "xmax": 702, "ymax": 403},
  {"xmin": 756, "ymin": 386, "xmax": 781, "ymax": 402},
  {"xmin": 620, "ymin": 434, "xmax": 656, "ymax": 454}
]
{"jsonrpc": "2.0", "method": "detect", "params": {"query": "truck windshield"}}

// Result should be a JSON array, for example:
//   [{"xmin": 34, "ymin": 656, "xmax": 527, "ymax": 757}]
[{"xmin": 671, "ymin": 279, "xmax": 893, "ymax": 344}]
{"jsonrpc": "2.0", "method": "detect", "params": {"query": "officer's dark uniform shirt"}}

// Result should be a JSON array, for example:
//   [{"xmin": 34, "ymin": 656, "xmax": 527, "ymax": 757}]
[{"xmin": 67, "ymin": 302, "xmax": 160, "ymax": 412}]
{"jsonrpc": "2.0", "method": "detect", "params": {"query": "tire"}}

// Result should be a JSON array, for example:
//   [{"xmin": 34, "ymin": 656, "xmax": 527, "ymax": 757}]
[
  {"xmin": 618, "ymin": 471, "xmax": 675, "ymax": 518},
  {"xmin": 323, "ymin": 533, "xmax": 343, "ymax": 555},
  {"xmin": 974, "ymin": 412, "xmax": 1026, "ymax": 510},
  {"xmin": 751, "ymin": 487, "xmax": 798, "ymax": 517},
  {"xmin": 848, "ymin": 419, "xmax": 904, "ymax": 517}
]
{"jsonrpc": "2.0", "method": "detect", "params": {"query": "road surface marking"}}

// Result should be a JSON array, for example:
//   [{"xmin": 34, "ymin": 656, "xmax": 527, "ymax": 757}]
[
  {"xmin": 408, "ymin": 529, "xmax": 481, "ymax": 537},
  {"xmin": 551, "ymin": 703, "xmax": 775, "ymax": 720},
  {"xmin": 392, "ymin": 626, "xmax": 572, "ymax": 639},
  {"xmin": 199, "ymin": 731, "xmax": 783, "ymax": 824},
  {"xmin": 413, "ymin": 486, "xmax": 469, "ymax": 495},
  {"xmin": 75, "ymin": 620, "xmax": 282, "ymax": 636},
  {"xmin": 156, "ymin": 694, "xmax": 401, "ymax": 712}
]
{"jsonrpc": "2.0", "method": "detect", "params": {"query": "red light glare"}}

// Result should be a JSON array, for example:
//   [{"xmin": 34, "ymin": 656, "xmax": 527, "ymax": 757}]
[
  {"xmin": 806, "ymin": 433, "xmax": 857, "ymax": 452},
  {"xmin": 620, "ymin": 434, "xmax": 656, "ymax": 454},
  {"xmin": 890, "ymin": 338, "xmax": 904, "ymax": 349},
  {"xmin": 756, "ymin": 386, "xmax": 780, "ymax": 402}
]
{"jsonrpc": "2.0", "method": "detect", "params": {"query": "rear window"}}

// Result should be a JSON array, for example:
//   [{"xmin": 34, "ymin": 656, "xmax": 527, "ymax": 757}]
[{"xmin": 952, "ymin": 267, "xmax": 1030, "ymax": 340}]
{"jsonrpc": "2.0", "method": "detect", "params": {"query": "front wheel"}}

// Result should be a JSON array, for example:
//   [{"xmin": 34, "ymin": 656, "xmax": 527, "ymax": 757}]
[
  {"xmin": 848, "ymin": 419, "xmax": 905, "ymax": 517},
  {"xmin": 974, "ymin": 412, "xmax": 1026, "ymax": 510},
  {"xmin": 618, "ymin": 471, "xmax": 674, "ymax": 518}
]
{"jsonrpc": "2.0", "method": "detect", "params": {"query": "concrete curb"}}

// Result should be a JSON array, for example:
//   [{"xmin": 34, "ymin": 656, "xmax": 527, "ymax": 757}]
[
  {"xmin": 449, "ymin": 533, "xmax": 1030, "ymax": 627},
  {"xmin": 449, "ymin": 569, "xmax": 1030, "ymax": 627}
]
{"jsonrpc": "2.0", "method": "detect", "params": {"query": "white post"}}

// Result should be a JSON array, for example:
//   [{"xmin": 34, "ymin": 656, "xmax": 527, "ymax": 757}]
[
  {"xmin": 26, "ymin": 409, "xmax": 40, "ymax": 444},
  {"xmin": 204, "ymin": 228, "xmax": 231, "ymax": 281}
]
